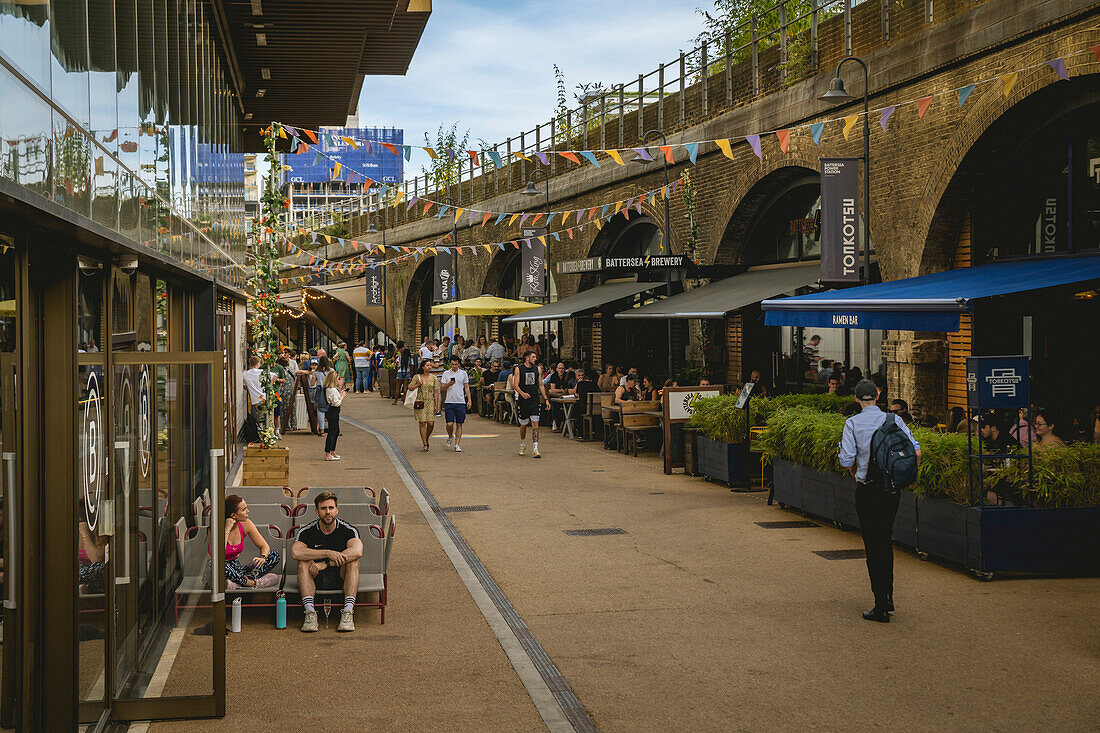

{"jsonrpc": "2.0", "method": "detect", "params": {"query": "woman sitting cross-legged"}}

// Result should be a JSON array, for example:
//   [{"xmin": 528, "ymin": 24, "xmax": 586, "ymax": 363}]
[{"xmin": 224, "ymin": 494, "xmax": 281, "ymax": 589}]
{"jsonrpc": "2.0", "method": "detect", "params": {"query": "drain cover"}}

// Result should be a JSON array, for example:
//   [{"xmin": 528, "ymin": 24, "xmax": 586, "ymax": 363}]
[
  {"xmin": 755, "ymin": 520, "xmax": 819, "ymax": 529},
  {"xmin": 564, "ymin": 528, "xmax": 627, "ymax": 537},
  {"xmin": 813, "ymin": 549, "xmax": 866, "ymax": 560},
  {"xmin": 442, "ymin": 505, "xmax": 491, "ymax": 513}
]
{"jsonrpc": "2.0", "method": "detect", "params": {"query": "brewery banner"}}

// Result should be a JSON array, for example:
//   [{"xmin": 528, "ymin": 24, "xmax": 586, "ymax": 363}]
[
  {"xmin": 520, "ymin": 235, "xmax": 547, "ymax": 299},
  {"xmin": 819, "ymin": 158, "xmax": 860, "ymax": 283},
  {"xmin": 364, "ymin": 257, "xmax": 384, "ymax": 306},
  {"xmin": 434, "ymin": 248, "xmax": 458, "ymax": 303}
]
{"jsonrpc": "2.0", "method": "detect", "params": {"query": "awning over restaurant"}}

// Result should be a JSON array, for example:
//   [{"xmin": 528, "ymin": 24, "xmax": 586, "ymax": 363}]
[
  {"xmin": 761, "ymin": 255, "xmax": 1100, "ymax": 332},
  {"xmin": 502, "ymin": 281, "xmax": 661, "ymax": 323},
  {"xmin": 304, "ymin": 279, "xmax": 395, "ymax": 335},
  {"xmin": 616, "ymin": 263, "xmax": 821, "ymax": 319}
]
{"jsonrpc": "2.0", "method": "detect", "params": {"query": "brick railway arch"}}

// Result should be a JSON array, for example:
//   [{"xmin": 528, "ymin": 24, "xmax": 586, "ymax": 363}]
[
  {"xmin": 916, "ymin": 72, "xmax": 1100, "ymax": 276},
  {"xmin": 578, "ymin": 212, "xmax": 662, "ymax": 291},
  {"xmin": 401, "ymin": 256, "xmax": 434, "ymax": 345}
]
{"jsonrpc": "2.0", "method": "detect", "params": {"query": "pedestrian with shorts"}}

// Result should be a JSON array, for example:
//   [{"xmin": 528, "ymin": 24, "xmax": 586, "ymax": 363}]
[
  {"xmin": 513, "ymin": 350, "xmax": 550, "ymax": 458},
  {"xmin": 408, "ymin": 358, "xmax": 441, "ymax": 451},
  {"xmin": 440, "ymin": 355, "xmax": 472, "ymax": 452},
  {"xmin": 839, "ymin": 380, "xmax": 921, "ymax": 623}
]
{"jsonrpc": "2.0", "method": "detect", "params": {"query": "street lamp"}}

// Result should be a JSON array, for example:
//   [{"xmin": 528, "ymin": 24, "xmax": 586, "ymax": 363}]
[
  {"xmin": 522, "ymin": 168, "xmax": 552, "ymax": 366},
  {"xmin": 819, "ymin": 56, "xmax": 872, "ymax": 375},
  {"xmin": 365, "ymin": 214, "xmax": 387, "ymax": 347},
  {"xmin": 634, "ymin": 129, "xmax": 674, "ymax": 382}
]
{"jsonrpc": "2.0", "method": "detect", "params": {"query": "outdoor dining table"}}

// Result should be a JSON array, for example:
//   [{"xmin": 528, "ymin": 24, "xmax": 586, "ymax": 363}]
[{"xmin": 551, "ymin": 396, "xmax": 580, "ymax": 439}]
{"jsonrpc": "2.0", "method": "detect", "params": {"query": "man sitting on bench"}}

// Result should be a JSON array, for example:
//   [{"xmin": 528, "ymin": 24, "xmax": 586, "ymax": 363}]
[{"xmin": 291, "ymin": 491, "xmax": 363, "ymax": 633}]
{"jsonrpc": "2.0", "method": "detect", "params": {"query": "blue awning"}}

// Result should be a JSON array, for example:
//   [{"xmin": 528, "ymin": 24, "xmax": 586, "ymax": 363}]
[{"xmin": 761, "ymin": 255, "xmax": 1100, "ymax": 331}]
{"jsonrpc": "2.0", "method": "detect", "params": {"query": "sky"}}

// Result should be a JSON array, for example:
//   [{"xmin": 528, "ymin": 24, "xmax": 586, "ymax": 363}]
[{"xmin": 356, "ymin": 0, "xmax": 707, "ymax": 180}]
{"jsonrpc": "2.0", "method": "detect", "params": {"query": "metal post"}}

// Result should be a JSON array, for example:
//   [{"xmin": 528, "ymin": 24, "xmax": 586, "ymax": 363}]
[
  {"xmin": 724, "ymin": 31, "xmax": 732, "ymax": 105},
  {"xmin": 779, "ymin": 2, "xmax": 788, "ymax": 85},
  {"xmin": 599, "ymin": 93, "xmax": 606, "ymax": 150},
  {"xmin": 751, "ymin": 15, "xmax": 760, "ymax": 96},
  {"xmin": 701, "ymin": 42, "xmax": 708, "ymax": 116},
  {"xmin": 811, "ymin": 0, "xmax": 819, "ymax": 72},
  {"xmin": 642, "ymin": 129, "xmax": 673, "ymax": 380},
  {"xmin": 618, "ymin": 85, "xmax": 625, "ymax": 148},
  {"xmin": 679, "ymin": 52, "xmax": 686, "ymax": 123},
  {"xmin": 549, "ymin": 118, "xmax": 556, "ymax": 174},
  {"xmin": 637, "ymin": 75, "xmax": 644, "ymax": 140},
  {"xmin": 658, "ymin": 66, "xmax": 665, "ymax": 131}
]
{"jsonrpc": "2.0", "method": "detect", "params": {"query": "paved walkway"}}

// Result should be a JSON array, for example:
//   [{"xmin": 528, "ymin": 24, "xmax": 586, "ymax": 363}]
[{"xmin": 154, "ymin": 392, "xmax": 1100, "ymax": 731}]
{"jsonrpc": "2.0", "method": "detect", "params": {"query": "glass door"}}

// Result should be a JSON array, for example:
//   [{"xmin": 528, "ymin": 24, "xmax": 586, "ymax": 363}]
[{"xmin": 0, "ymin": 238, "xmax": 19, "ymax": 729}]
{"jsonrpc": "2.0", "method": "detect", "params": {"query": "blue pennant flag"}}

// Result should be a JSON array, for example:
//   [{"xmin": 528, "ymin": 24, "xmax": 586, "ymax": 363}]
[
  {"xmin": 579, "ymin": 151, "xmax": 600, "ymax": 167},
  {"xmin": 487, "ymin": 150, "xmax": 503, "ymax": 168},
  {"xmin": 403, "ymin": 145, "xmax": 413, "ymax": 161},
  {"xmin": 684, "ymin": 142, "xmax": 699, "ymax": 164},
  {"xmin": 957, "ymin": 84, "xmax": 976, "ymax": 106},
  {"xmin": 809, "ymin": 122, "xmax": 824, "ymax": 145},
  {"xmin": 312, "ymin": 151, "xmax": 324, "ymax": 166},
  {"xmin": 437, "ymin": 205, "xmax": 450, "ymax": 219},
  {"xmin": 494, "ymin": 213, "xmax": 506, "ymax": 225},
  {"xmin": 600, "ymin": 204, "xmax": 609, "ymax": 218}
]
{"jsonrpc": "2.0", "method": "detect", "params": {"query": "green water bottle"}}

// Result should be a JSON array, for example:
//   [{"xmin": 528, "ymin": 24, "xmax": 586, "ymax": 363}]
[{"xmin": 275, "ymin": 592, "xmax": 286, "ymax": 629}]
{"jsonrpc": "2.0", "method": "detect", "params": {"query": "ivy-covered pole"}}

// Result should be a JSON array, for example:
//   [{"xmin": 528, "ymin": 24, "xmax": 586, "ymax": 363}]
[{"xmin": 246, "ymin": 125, "xmax": 289, "ymax": 447}]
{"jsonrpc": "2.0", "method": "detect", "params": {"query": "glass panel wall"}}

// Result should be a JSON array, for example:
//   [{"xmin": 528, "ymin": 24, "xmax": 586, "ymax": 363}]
[{"xmin": 0, "ymin": 0, "xmax": 247, "ymax": 288}]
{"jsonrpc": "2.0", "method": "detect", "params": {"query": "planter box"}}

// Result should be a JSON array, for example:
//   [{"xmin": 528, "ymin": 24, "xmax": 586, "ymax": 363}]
[
  {"xmin": 696, "ymin": 435, "xmax": 750, "ymax": 487},
  {"xmin": 772, "ymin": 459, "xmax": 1100, "ymax": 576},
  {"xmin": 683, "ymin": 428, "xmax": 700, "ymax": 476},
  {"xmin": 242, "ymin": 445, "xmax": 289, "ymax": 486},
  {"xmin": 377, "ymin": 368, "xmax": 397, "ymax": 399}
]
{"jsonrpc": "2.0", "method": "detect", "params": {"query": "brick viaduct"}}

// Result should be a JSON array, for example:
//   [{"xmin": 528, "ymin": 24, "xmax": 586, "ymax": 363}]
[{"xmin": 295, "ymin": 0, "xmax": 1100, "ymax": 417}]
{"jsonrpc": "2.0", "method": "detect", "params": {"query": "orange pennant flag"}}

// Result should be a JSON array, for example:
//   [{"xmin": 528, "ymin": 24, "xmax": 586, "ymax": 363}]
[
  {"xmin": 481, "ymin": 212, "xmax": 491, "ymax": 226},
  {"xmin": 588, "ymin": 207, "xmax": 597, "ymax": 220},
  {"xmin": 303, "ymin": 129, "xmax": 318, "ymax": 144},
  {"xmin": 659, "ymin": 146, "xmax": 674, "ymax": 164},
  {"xmin": 361, "ymin": 180, "xmax": 370, "ymax": 194},
  {"xmin": 422, "ymin": 200, "xmax": 434, "ymax": 215},
  {"xmin": 559, "ymin": 151, "xmax": 581, "ymax": 165},
  {"xmin": 715, "ymin": 139, "xmax": 734, "ymax": 159},
  {"xmin": 606, "ymin": 150, "xmax": 625, "ymax": 165},
  {"xmin": 381, "ymin": 142, "xmax": 398, "ymax": 155},
  {"xmin": 916, "ymin": 96, "xmax": 934, "ymax": 119},
  {"xmin": 1090, "ymin": 45, "xmax": 1100, "ymax": 62},
  {"xmin": 532, "ymin": 213, "xmax": 544, "ymax": 224},
  {"xmin": 296, "ymin": 142, "xmax": 310, "ymax": 155},
  {"xmin": 843, "ymin": 115, "xmax": 859, "ymax": 140},
  {"xmin": 775, "ymin": 129, "xmax": 791, "ymax": 153},
  {"xmin": 424, "ymin": 147, "xmax": 439, "ymax": 159},
  {"xmin": 469, "ymin": 150, "xmax": 480, "ymax": 167},
  {"xmin": 567, "ymin": 228, "xmax": 574, "ymax": 239}
]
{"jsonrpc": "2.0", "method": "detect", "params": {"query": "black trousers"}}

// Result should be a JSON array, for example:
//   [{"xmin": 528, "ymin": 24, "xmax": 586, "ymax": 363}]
[
  {"xmin": 855, "ymin": 478, "xmax": 900, "ymax": 609},
  {"xmin": 324, "ymin": 406, "xmax": 341, "ymax": 453}
]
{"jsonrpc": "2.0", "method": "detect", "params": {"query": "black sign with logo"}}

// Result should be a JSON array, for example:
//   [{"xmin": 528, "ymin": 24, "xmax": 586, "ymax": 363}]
[
  {"xmin": 820, "ymin": 158, "xmax": 860, "ymax": 283},
  {"xmin": 434, "ymin": 249, "xmax": 457, "ymax": 303},
  {"xmin": 364, "ymin": 258, "xmax": 384, "ymax": 306},
  {"xmin": 520, "ymin": 235, "xmax": 546, "ymax": 299},
  {"xmin": 966, "ymin": 356, "xmax": 1029, "ymax": 409}
]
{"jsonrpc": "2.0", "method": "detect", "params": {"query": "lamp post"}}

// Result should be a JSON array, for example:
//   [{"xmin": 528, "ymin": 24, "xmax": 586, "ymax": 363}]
[
  {"xmin": 819, "ymin": 56, "xmax": 872, "ymax": 375},
  {"xmin": 365, "ymin": 214, "xmax": 386, "ymax": 347},
  {"xmin": 522, "ymin": 168, "xmax": 552, "ymax": 366},
  {"xmin": 634, "ymin": 129, "xmax": 674, "ymax": 382},
  {"xmin": 440, "ymin": 195, "xmax": 457, "ymax": 343}
]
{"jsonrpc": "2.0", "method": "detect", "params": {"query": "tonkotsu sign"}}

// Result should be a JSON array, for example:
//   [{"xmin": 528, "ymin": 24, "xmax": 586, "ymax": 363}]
[{"xmin": 819, "ymin": 158, "xmax": 860, "ymax": 283}]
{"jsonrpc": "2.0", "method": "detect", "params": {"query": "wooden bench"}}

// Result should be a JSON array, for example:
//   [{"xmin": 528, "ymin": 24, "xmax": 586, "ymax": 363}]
[
  {"xmin": 582, "ymin": 391, "xmax": 604, "ymax": 441},
  {"xmin": 618, "ymin": 400, "xmax": 662, "ymax": 456},
  {"xmin": 600, "ymin": 394, "xmax": 619, "ymax": 450}
]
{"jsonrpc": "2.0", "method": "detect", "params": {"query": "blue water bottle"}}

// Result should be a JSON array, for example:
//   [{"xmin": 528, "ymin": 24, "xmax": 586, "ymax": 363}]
[{"xmin": 275, "ymin": 592, "xmax": 287, "ymax": 629}]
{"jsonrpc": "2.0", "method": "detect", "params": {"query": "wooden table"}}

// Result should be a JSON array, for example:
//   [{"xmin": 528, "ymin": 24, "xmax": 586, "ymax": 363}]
[{"xmin": 551, "ymin": 397, "xmax": 580, "ymax": 439}]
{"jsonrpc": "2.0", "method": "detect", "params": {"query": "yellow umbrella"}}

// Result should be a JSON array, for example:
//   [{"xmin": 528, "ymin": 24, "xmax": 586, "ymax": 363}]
[{"xmin": 431, "ymin": 295, "xmax": 544, "ymax": 316}]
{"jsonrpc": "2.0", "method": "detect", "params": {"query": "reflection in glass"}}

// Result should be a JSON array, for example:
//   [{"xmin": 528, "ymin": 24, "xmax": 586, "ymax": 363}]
[
  {"xmin": 77, "ymin": 362, "xmax": 107, "ymax": 704},
  {"xmin": 78, "ymin": 264, "xmax": 103, "ymax": 352}
]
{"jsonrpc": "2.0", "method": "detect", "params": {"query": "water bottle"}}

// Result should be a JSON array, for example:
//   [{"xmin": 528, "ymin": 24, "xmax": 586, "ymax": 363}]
[
  {"xmin": 230, "ymin": 597, "xmax": 242, "ymax": 633},
  {"xmin": 275, "ymin": 592, "xmax": 287, "ymax": 629}
]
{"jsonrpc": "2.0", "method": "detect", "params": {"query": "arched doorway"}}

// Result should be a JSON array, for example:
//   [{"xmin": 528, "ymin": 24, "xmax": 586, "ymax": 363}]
[{"xmin": 401, "ymin": 257, "xmax": 436, "ymax": 345}]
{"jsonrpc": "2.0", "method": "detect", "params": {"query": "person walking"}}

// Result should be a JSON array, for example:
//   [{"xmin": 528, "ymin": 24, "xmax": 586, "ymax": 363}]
[
  {"xmin": 513, "ymin": 350, "xmax": 550, "ymax": 458},
  {"xmin": 392, "ymin": 347, "xmax": 413, "ymax": 405},
  {"xmin": 352, "ymin": 340, "xmax": 371, "ymax": 394},
  {"xmin": 408, "ymin": 358, "xmax": 441, "ymax": 452},
  {"xmin": 440, "ymin": 355, "xmax": 472, "ymax": 452},
  {"xmin": 322, "ymin": 370, "xmax": 347, "ymax": 461},
  {"xmin": 838, "ymin": 380, "xmax": 921, "ymax": 623}
]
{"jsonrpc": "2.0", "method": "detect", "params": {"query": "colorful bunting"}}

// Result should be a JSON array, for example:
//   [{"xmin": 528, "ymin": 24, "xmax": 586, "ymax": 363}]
[
  {"xmin": 606, "ymin": 150, "xmax": 625, "ymax": 165},
  {"xmin": 633, "ymin": 147, "xmax": 653, "ymax": 161},
  {"xmin": 916, "ymin": 96, "xmax": 934, "ymax": 119},
  {"xmin": 1002, "ymin": 72, "xmax": 1019, "ymax": 97},
  {"xmin": 658, "ymin": 145, "xmax": 674, "ymax": 164},
  {"xmin": 842, "ymin": 115, "xmax": 859, "ymax": 140},
  {"xmin": 578, "ymin": 151, "xmax": 600, "ymax": 167},
  {"xmin": 716, "ymin": 138, "xmax": 734, "ymax": 159},
  {"xmin": 684, "ymin": 142, "xmax": 699, "ymax": 163},
  {"xmin": 809, "ymin": 122, "xmax": 824, "ymax": 145},
  {"xmin": 957, "ymin": 84, "xmax": 975, "ymax": 106},
  {"xmin": 746, "ymin": 134, "xmax": 762, "ymax": 158},
  {"xmin": 775, "ymin": 130, "xmax": 790, "ymax": 154},
  {"xmin": 1047, "ymin": 58, "xmax": 1068, "ymax": 81}
]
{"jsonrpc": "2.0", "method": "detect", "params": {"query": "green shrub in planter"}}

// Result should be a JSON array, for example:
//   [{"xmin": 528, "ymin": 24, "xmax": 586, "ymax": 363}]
[
  {"xmin": 687, "ymin": 393, "xmax": 854, "ymax": 444},
  {"xmin": 989, "ymin": 442, "xmax": 1100, "ymax": 508}
]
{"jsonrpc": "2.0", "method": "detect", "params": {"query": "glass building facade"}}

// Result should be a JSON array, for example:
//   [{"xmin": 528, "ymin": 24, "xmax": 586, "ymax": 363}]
[{"xmin": 0, "ymin": 0, "xmax": 247, "ymax": 288}]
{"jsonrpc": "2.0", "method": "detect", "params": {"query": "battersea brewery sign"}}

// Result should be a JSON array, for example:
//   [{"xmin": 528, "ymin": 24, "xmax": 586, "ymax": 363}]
[
  {"xmin": 556, "ymin": 254, "xmax": 686, "ymax": 275},
  {"xmin": 819, "ymin": 158, "xmax": 860, "ymax": 283}
]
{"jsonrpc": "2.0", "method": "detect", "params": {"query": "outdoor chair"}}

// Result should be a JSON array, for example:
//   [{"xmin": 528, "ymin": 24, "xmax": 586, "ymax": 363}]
[
  {"xmin": 172, "ymin": 521, "xmax": 211, "ymax": 625},
  {"xmin": 582, "ymin": 391, "xmax": 604, "ymax": 441},
  {"xmin": 601, "ymin": 394, "xmax": 620, "ymax": 450},
  {"xmin": 235, "ymin": 485, "xmax": 298, "ymax": 507},
  {"xmin": 283, "ymin": 520, "xmax": 392, "ymax": 624},
  {"xmin": 297, "ymin": 486, "xmax": 378, "ymax": 509},
  {"xmin": 226, "ymin": 512, "xmax": 292, "ymax": 607},
  {"xmin": 618, "ymin": 401, "xmax": 662, "ymax": 456}
]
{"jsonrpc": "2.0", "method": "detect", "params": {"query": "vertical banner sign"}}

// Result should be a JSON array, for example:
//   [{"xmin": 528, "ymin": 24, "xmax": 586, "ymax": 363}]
[
  {"xmin": 819, "ymin": 158, "xmax": 861, "ymax": 283},
  {"xmin": 520, "ymin": 236, "xmax": 546, "ymax": 299},
  {"xmin": 364, "ymin": 258, "xmax": 384, "ymax": 306},
  {"xmin": 434, "ymin": 249, "xmax": 457, "ymax": 303}
]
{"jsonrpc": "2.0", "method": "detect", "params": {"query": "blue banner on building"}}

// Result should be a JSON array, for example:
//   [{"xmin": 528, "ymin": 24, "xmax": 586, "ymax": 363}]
[
  {"xmin": 966, "ymin": 356, "xmax": 1029, "ymax": 409},
  {"xmin": 284, "ymin": 127, "xmax": 404, "ymax": 185}
]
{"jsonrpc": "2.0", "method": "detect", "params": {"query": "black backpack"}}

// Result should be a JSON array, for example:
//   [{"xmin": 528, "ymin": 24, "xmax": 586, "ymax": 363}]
[
  {"xmin": 870, "ymin": 414, "xmax": 918, "ymax": 492},
  {"xmin": 311, "ymin": 383, "xmax": 329, "ymax": 413}
]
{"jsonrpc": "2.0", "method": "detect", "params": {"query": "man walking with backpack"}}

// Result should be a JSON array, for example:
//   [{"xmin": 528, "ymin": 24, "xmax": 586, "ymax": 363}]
[{"xmin": 839, "ymin": 380, "xmax": 921, "ymax": 623}]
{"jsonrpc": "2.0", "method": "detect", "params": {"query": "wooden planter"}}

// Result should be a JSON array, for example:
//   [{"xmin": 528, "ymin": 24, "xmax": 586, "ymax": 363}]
[
  {"xmin": 377, "ymin": 368, "xmax": 396, "ymax": 399},
  {"xmin": 771, "ymin": 458, "xmax": 1100, "ymax": 577},
  {"xmin": 696, "ymin": 435, "xmax": 751, "ymax": 487},
  {"xmin": 242, "ymin": 445, "xmax": 289, "ymax": 486}
]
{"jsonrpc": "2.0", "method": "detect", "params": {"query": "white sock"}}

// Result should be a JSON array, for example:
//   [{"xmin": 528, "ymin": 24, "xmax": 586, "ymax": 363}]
[{"xmin": 533, "ymin": 441, "xmax": 538, "ymax": 450}]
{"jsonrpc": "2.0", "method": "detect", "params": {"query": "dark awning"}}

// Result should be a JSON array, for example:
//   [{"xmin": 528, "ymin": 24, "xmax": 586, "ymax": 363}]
[
  {"xmin": 502, "ymin": 281, "xmax": 662, "ymax": 323},
  {"xmin": 617, "ymin": 263, "xmax": 820, "ymax": 319},
  {"xmin": 761, "ymin": 255, "xmax": 1100, "ymax": 332}
]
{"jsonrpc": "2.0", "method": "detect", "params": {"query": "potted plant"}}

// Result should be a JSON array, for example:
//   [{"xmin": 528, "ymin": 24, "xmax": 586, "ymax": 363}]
[{"xmin": 378, "ymin": 358, "xmax": 396, "ymax": 399}]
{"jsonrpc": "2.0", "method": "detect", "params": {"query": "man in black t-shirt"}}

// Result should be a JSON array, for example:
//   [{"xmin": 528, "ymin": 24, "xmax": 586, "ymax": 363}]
[
  {"xmin": 291, "ymin": 491, "xmax": 363, "ymax": 633},
  {"xmin": 513, "ymin": 351, "xmax": 550, "ymax": 458},
  {"xmin": 547, "ymin": 362, "xmax": 577, "ymax": 431}
]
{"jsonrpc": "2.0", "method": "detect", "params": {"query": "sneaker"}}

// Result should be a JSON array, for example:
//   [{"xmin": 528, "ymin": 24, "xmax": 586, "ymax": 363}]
[
  {"xmin": 324, "ymin": 455, "xmax": 341, "ymax": 461},
  {"xmin": 454, "ymin": 444, "xmax": 462, "ymax": 452},
  {"xmin": 532, "ymin": 447, "xmax": 542, "ymax": 459},
  {"xmin": 445, "ymin": 436, "xmax": 453, "ymax": 449},
  {"xmin": 518, "ymin": 444, "xmax": 526, "ymax": 456},
  {"xmin": 337, "ymin": 608, "xmax": 355, "ymax": 632},
  {"xmin": 301, "ymin": 610, "xmax": 319, "ymax": 632},
  {"xmin": 255, "ymin": 573, "xmax": 279, "ymax": 589}
]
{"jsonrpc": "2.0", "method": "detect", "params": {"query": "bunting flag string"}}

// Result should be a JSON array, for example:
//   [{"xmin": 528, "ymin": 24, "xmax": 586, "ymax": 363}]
[{"xmin": 272, "ymin": 36, "xmax": 1098, "ymax": 182}]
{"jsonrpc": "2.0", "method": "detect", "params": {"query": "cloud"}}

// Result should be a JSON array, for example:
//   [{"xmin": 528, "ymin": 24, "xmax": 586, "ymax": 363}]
[{"xmin": 357, "ymin": 0, "xmax": 703, "ymax": 177}]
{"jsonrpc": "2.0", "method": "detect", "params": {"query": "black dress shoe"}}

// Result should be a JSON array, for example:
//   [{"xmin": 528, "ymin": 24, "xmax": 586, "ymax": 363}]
[
  {"xmin": 885, "ymin": 596, "xmax": 894, "ymax": 612},
  {"xmin": 862, "ymin": 609, "xmax": 890, "ymax": 623}
]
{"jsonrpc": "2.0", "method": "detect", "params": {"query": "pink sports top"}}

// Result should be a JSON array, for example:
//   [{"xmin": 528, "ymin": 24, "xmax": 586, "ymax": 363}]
[{"xmin": 225, "ymin": 521, "xmax": 244, "ymax": 561}]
